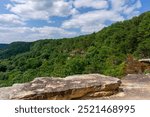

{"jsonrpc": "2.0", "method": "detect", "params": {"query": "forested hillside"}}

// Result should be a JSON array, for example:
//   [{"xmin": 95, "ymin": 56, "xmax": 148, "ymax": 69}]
[
  {"xmin": 0, "ymin": 11, "xmax": 150, "ymax": 87},
  {"xmin": 0, "ymin": 44, "xmax": 8, "ymax": 50},
  {"xmin": 0, "ymin": 42, "xmax": 32, "ymax": 59}
]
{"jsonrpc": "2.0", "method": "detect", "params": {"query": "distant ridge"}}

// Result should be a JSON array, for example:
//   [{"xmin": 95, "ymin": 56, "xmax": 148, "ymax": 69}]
[{"xmin": 0, "ymin": 44, "xmax": 8, "ymax": 50}]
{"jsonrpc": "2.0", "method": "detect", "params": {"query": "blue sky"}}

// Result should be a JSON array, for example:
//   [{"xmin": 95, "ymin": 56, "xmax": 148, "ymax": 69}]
[{"xmin": 0, "ymin": 0, "xmax": 149, "ymax": 43}]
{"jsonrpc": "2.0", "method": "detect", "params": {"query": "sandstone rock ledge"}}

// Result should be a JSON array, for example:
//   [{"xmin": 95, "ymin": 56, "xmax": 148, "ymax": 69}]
[
  {"xmin": 0, "ymin": 74, "xmax": 121, "ymax": 100},
  {"xmin": 95, "ymin": 74, "xmax": 150, "ymax": 100}
]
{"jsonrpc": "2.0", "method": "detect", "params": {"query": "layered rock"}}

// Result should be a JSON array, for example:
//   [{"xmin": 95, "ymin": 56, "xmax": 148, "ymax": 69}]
[{"xmin": 0, "ymin": 74, "xmax": 121, "ymax": 100}]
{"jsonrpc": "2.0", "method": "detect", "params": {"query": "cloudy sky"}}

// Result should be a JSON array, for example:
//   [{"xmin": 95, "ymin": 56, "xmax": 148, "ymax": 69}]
[{"xmin": 0, "ymin": 0, "xmax": 149, "ymax": 43}]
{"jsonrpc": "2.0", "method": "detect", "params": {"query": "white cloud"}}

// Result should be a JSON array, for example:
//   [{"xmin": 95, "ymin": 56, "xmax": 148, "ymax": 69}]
[
  {"xmin": 0, "ymin": 26, "xmax": 77, "ymax": 43},
  {"xmin": 110, "ymin": 0, "xmax": 127, "ymax": 12},
  {"xmin": 123, "ymin": 0, "xmax": 142, "ymax": 18},
  {"xmin": 62, "ymin": 0, "xmax": 142, "ymax": 34},
  {"xmin": 62, "ymin": 10, "xmax": 124, "ymax": 33},
  {"xmin": 7, "ymin": 0, "xmax": 77, "ymax": 20},
  {"xmin": 0, "ymin": 14, "xmax": 25, "ymax": 26},
  {"xmin": 74, "ymin": 0, "xmax": 109, "ymax": 9},
  {"xmin": 81, "ymin": 24, "xmax": 106, "ymax": 33},
  {"xmin": 110, "ymin": 0, "xmax": 142, "ymax": 16}
]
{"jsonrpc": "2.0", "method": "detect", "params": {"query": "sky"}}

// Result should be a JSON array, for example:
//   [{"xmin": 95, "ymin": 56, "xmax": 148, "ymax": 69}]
[{"xmin": 0, "ymin": 0, "xmax": 150, "ymax": 43}]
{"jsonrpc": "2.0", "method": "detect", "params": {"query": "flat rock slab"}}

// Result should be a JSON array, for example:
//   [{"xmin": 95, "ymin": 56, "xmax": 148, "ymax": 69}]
[
  {"xmin": 95, "ymin": 74, "xmax": 150, "ymax": 100},
  {"xmin": 0, "ymin": 74, "xmax": 121, "ymax": 100}
]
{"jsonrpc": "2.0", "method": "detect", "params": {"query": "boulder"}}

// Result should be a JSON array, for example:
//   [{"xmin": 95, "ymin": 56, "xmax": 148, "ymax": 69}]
[{"xmin": 0, "ymin": 74, "xmax": 121, "ymax": 100}]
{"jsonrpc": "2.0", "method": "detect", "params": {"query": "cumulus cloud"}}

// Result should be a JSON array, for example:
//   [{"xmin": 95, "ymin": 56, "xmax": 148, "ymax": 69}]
[
  {"xmin": 110, "ymin": 0, "xmax": 142, "ymax": 18},
  {"xmin": 62, "ymin": 0, "xmax": 142, "ymax": 33},
  {"xmin": 7, "ymin": 0, "xmax": 77, "ymax": 20},
  {"xmin": 62, "ymin": 10, "xmax": 124, "ymax": 33},
  {"xmin": 0, "ymin": 14, "xmax": 25, "ymax": 26},
  {"xmin": 74, "ymin": 0, "xmax": 109, "ymax": 9},
  {"xmin": 123, "ymin": 0, "xmax": 142, "ymax": 18}
]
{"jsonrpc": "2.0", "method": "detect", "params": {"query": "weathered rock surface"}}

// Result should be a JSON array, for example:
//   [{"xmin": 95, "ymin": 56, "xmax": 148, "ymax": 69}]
[
  {"xmin": 95, "ymin": 74, "xmax": 150, "ymax": 100},
  {"xmin": 0, "ymin": 74, "xmax": 121, "ymax": 100}
]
